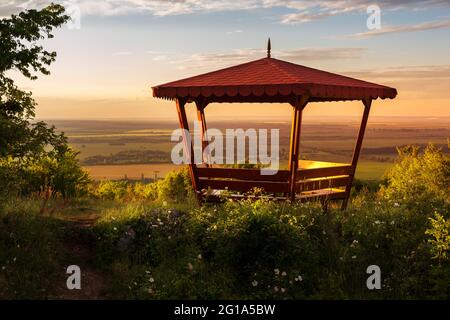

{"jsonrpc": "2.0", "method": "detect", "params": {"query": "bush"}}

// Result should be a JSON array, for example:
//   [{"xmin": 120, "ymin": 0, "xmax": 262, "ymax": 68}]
[
  {"xmin": 0, "ymin": 148, "xmax": 90, "ymax": 199},
  {"xmin": 93, "ymin": 167, "xmax": 193, "ymax": 204},
  {"xmin": 379, "ymin": 144, "xmax": 449, "ymax": 211}
]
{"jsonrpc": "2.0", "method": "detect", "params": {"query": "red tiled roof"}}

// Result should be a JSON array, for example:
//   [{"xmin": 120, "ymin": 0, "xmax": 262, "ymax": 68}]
[{"xmin": 152, "ymin": 57, "xmax": 397, "ymax": 102}]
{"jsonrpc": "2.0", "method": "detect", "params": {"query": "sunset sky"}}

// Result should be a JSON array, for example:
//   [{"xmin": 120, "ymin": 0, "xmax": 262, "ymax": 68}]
[{"xmin": 2, "ymin": 0, "xmax": 450, "ymax": 120}]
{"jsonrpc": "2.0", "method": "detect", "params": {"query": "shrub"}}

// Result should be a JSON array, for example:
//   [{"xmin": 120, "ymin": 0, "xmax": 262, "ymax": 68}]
[
  {"xmin": 156, "ymin": 167, "xmax": 193, "ymax": 203},
  {"xmin": 94, "ymin": 180, "xmax": 129, "ymax": 200},
  {"xmin": 380, "ymin": 144, "xmax": 449, "ymax": 211},
  {"xmin": 0, "ymin": 148, "xmax": 90, "ymax": 199}
]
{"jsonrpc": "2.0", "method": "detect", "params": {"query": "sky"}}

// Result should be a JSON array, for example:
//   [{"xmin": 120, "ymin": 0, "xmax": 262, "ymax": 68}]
[{"xmin": 2, "ymin": 0, "xmax": 450, "ymax": 121}]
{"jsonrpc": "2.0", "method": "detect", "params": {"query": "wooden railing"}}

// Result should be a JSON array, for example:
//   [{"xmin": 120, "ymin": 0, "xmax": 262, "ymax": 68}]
[{"xmin": 196, "ymin": 161, "xmax": 353, "ymax": 200}]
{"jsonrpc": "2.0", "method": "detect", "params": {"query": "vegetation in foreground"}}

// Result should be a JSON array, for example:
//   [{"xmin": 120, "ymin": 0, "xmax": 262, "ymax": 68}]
[
  {"xmin": 0, "ymin": 4, "xmax": 449, "ymax": 300},
  {"xmin": 0, "ymin": 144, "xmax": 449, "ymax": 300}
]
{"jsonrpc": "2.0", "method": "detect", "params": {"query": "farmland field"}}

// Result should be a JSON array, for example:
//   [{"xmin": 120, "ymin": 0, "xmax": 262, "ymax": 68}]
[{"xmin": 47, "ymin": 117, "xmax": 449, "ymax": 181}]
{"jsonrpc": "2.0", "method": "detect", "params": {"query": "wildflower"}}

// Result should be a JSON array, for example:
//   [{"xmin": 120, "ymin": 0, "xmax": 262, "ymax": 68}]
[
  {"xmin": 281, "ymin": 288, "xmax": 286, "ymax": 293},
  {"xmin": 147, "ymin": 288, "xmax": 154, "ymax": 294},
  {"xmin": 274, "ymin": 268, "xmax": 280, "ymax": 275},
  {"xmin": 322, "ymin": 230, "xmax": 327, "ymax": 235},
  {"xmin": 113, "ymin": 227, "xmax": 117, "ymax": 231},
  {"xmin": 374, "ymin": 220, "xmax": 380, "ymax": 224},
  {"xmin": 149, "ymin": 277, "xmax": 154, "ymax": 283},
  {"xmin": 187, "ymin": 262, "xmax": 194, "ymax": 271},
  {"xmin": 252, "ymin": 280, "xmax": 258, "ymax": 287},
  {"xmin": 1, "ymin": 266, "xmax": 5, "ymax": 270},
  {"xmin": 294, "ymin": 275, "xmax": 303, "ymax": 282},
  {"xmin": 197, "ymin": 254, "xmax": 202, "ymax": 260},
  {"xmin": 281, "ymin": 271, "xmax": 287, "ymax": 277},
  {"xmin": 274, "ymin": 286, "xmax": 279, "ymax": 292},
  {"xmin": 163, "ymin": 201, "xmax": 167, "ymax": 206},
  {"xmin": 394, "ymin": 202, "xmax": 400, "ymax": 207},
  {"xmin": 352, "ymin": 255, "xmax": 357, "ymax": 259},
  {"xmin": 391, "ymin": 220, "xmax": 395, "ymax": 225}
]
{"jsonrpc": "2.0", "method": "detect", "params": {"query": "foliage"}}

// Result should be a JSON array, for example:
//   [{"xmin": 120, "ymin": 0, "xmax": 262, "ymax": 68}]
[
  {"xmin": 380, "ymin": 144, "xmax": 449, "ymax": 210},
  {"xmin": 0, "ymin": 147, "xmax": 90, "ymax": 199},
  {"xmin": 0, "ymin": 4, "xmax": 70, "ymax": 158},
  {"xmin": 93, "ymin": 167, "xmax": 193, "ymax": 203},
  {"xmin": 91, "ymin": 190, "xmax": 450, "ymax": 299},
  {"xmin": 426, "ymin": 212, "xmax": 450, "ymax": 262},
  {"xmin": 0, "ymin": 199, "xmax": 66, "ymax": 299}
]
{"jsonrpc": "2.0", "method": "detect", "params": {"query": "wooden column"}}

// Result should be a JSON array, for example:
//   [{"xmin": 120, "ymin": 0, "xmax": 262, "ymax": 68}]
[
  {"xmin": 175, "ymin": 98, "xmax": 201, "ymax": 203},
  {"xmin": 195, "ymin": 100, "xmax": 210, "ymax": 167},
  {"xmin": 288, "ymin": 94, "xmax": 309, "ymax": 201},
  {"xmin": 341, "ymin": 98, "xmax": 372, "ymax": 209}
]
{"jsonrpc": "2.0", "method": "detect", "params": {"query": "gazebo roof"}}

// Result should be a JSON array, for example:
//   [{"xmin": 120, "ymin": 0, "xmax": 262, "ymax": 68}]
[{"xmin": 152, "ymin": 56, "xmax": 397, "ymax": 103}]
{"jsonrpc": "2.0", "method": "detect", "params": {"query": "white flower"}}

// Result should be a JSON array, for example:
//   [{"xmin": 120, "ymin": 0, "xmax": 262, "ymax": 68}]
[
  {"xmin": 147, "ymin": 288, "xmax": 154, "ymax": 294},
  {"xmin": 352, "ymin": 255, "xmax": 357, "ymax": 259},
  {"xmin": 374, "ymin": 220, "xmax": 380, "ymax": 224},
  {"xmin": 274, "ymin": 268, "xmax": 280, "ymax": 275},
  {"xmin": 281, "ymin": 288, "xmax": 286, "ymax": 293},
  {"xmin": 274, "ymin": 286, "xmax": 279, "ymax": 292},
  {"xmin": 281, "ymin": 271, "xmax": 287, "ymax": 277},
  {"xmin": 294, "ymin": 275, "xmax": 303, "ymax": 282},
  {"xmin": 187, "ymin": 262, "xmax": 194, "ymax": 271},
  {"xmin": 197, "ymin": 254, "xmax": 202, "ymax": 260},
  {"xmin": 163, "ymin": 201, "xmax": 167, "ymax": 206},
  {"xmin": 391, "ymin": 220, "xmax": 395, "ymax": 225},
  {"xmin": 113, "ymin": 227, "xmax": 117, "ymax": 231},
  {"xmin": 394, "ymin": 202, "xmax": 400, "ymax": 207},
  {"xmin": 252, "ymin": 280, "xmax": 258, "ymax": 287},
  {"xmin": 149, "ymin": 277, "xmax": 154, "ymax": 283}
]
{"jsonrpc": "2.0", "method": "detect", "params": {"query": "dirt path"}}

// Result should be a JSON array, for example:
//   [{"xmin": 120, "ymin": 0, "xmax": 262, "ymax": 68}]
[{"xmin": 54, "ymin": 213, "xmax": 110, "ymax": 299}]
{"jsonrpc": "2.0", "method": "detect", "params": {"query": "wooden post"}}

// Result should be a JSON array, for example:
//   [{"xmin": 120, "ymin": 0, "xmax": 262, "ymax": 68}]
[
  {"xmin": 175, "ymin": 98, "xmax": 201, "ymax": 203},
  {"xmin": 195, "ymin": 100, "xmax": 211, "ymax": 167},
  {"xmin": 288, "ymin": 94, "xmax": 309, "ymax": 201},
  {"xmin": 341, "ymin": 98, "xmax": 372, "ymax": 209}
]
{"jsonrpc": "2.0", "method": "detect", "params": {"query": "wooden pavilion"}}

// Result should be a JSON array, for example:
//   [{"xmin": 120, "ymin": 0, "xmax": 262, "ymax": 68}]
[{"xmin": 152, "ymin": 40, "xmax": 397, "ymax": 208}]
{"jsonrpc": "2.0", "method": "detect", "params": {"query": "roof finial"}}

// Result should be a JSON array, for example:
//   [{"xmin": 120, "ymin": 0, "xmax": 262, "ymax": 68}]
[{"xmin": 267, "ymin": 37, "xmax": 271, "ymax": 58}]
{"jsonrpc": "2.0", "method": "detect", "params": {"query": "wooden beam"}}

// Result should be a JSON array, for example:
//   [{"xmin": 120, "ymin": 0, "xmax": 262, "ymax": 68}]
[
  {"xmin": 199, "ymin": 178, "xmax": 289, "ymax": 194},
  {"xmin": 297, "ymin": 165, "xmax": 352, "ymax": 180},
  {"xmin": 175, "ymin": 98, "xmax": 201, "ymax": 203},
  {"xmin": 197, "ymin": 167, "xmax": 290, "ymax": 181},
  {"xmin": 341, "ymin": 98, "xmax": 372, "ymax": 209},
  {"xmin": 195, "ymin": 100, "xmax": 211, "ymax": 167},
  {"xmin": 288, "ymin": 94, "xmax": 309, "ymax": 201}
]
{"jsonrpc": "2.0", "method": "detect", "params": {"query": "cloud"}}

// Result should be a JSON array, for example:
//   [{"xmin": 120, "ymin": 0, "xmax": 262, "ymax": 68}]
[
  {"xmin": 171, "ymin": 47, "xmax": 366, "ymax": 70},
  {"xmin": 226, "ymin": 29, "xmax": 243, "ymax": 34},
  {"xmin": 279, "ymin": 0, "xmax": 450, "ymax": 25},
  {"xmin": 345, "ymin": 65, "xmax": 450, "ymax": 80},
  {"xmin": 343, "ymin": 64, "xmax": 450, "ymax": 99},
  {"xmin": 2, "ymin": 0, "xmax": 449, "ymax": 19},
  {"xmin": 343, "ymin": 19, "xmax": 450, "ymax": 38}
]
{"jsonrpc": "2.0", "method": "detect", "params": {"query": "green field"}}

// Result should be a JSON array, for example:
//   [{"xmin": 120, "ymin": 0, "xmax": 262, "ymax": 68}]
[{"xmin": 47, "ymin": 118, "xmax": 448, "ymax": 181}]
